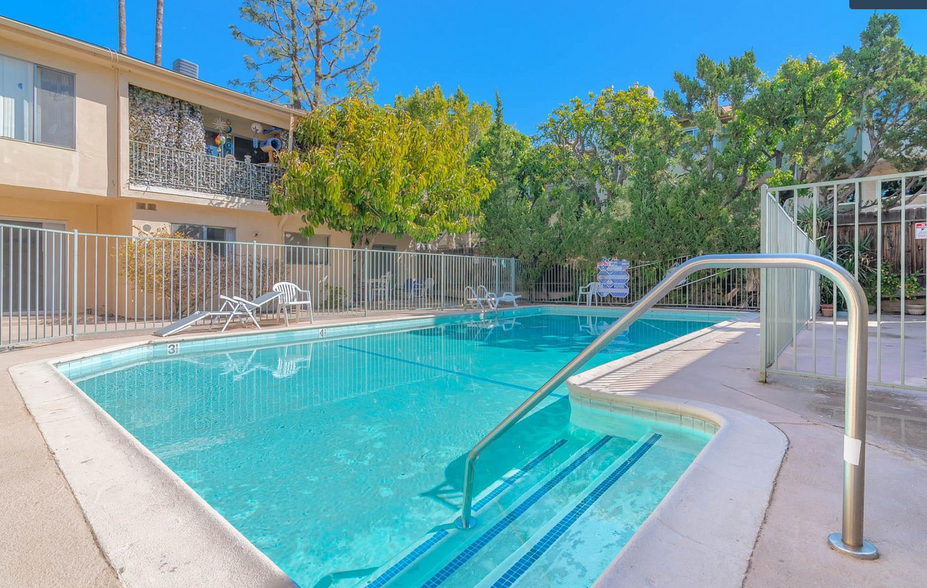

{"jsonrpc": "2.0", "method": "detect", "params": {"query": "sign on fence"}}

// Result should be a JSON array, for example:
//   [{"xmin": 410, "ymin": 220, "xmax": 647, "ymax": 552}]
[
  {"xmin": 596, "ymin": 258, "xmax": 630, "ymax": 299},
  {"xmin": 916, "ymin": 221, "xmax": 926, "ymax": 240}
]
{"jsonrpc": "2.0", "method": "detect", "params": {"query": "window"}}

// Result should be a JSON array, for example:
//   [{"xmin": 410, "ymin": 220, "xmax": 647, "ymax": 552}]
[
  {"xmin": 172, "ymin": 224, "xmax": 236, "ymax": 256},
  {"xmin": 35, "ymin": 66, "xmax": 75, "ymax": 148},
  {"xmin": 0, "ymin": 55, "xmax": 75, "ymax": 148},
  {"xmin": 0, "ymin": 55, "xmax": 33, "ymax": 141},
  {"xmin": 284, "ymin": 232, "xmax": 329, "ymax": 264}
]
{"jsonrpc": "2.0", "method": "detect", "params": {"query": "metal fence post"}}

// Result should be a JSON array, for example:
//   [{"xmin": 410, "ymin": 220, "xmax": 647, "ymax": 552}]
[
  {"xmin": 510, "ymin": 258, "xmax": 516, "ymax": 293},
  {"xmin": 364, "ymin": 248, "xmax": 369, "ymax": 317},
  {"xmin": 440, "ymin": 254, "xmax": 447, "ymax": 309},
  {"xmin": 759, "ymin": 184, "xmax": 768, "ymax": 383},
  {"xmin": 71, "ymin": 229, "xmax": 79, "ymax": 341},
  {"xmin": 251, "ymin": 241, "xmax": 258, "ymax": 300}
]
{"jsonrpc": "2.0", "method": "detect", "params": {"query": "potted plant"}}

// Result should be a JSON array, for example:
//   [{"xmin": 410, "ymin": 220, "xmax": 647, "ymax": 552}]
[
  {"xmin": 820, "ymin": 281, "xmax": 835, "ymax": 317},
  {"xmin": 879, "ymin": 265, "xmax": 924, "ymax": 315}
]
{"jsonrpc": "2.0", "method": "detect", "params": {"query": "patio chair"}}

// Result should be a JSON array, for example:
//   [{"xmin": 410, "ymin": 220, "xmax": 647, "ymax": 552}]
[
  {"xmin": 368, "ymin": 271, "xmax": 392, "ymax": 302},
  {"xmin": 577, "ymin": 282, "xmax": 600, "ymax": 306},
  {"xmin": 421, "ymin": 277, "xmax": 435, "ymax": 299},
  {"xmin": 465, "ymin": 285, "xmax": 495, "ymax": 310},
  {"xmin": 273, "ymin": 281, "xmax": 314, "ymax": 325},
  {"xmin": 154, "ymin": 297, "xmax": 240, "ymax": 337},
  {"xmin": 220, "ymin": 291, "xmax": 283, "ymax": 332},
  {"xmin": 481, "ymin": 285, "xmax": 521, "ymax": 308}
]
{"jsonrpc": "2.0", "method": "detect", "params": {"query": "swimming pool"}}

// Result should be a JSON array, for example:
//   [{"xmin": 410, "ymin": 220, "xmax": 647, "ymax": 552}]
[{"xmin": 60, "ymin": 308, "xmax": 725, "ymax": 587}]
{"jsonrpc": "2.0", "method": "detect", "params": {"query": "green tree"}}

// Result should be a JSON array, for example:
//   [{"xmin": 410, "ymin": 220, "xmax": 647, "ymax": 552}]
[
  {"xmin": 394, "ymin": 85, "xmax": 493, "ymax": 143},
  {"xmin": 536, "ymin": 84, "xmax": 662, "ymax": 206},
  {"xmin": 748, "ymin": 56, "xmax": 852, "ymax": 185},
  {"xmin": 231, "ymin": 0, "xmax": 380, "ymax": 110},
  {"xmin": 270, "ymin": 86, "xmax": 493, "ymax": 247},
  {"xmin": 839, "ymin": 12, "xmax": 927, "ymax": 177},
  {"xmin": 665, "ymin": 51, "xmax": 765, "ymax": 205}
]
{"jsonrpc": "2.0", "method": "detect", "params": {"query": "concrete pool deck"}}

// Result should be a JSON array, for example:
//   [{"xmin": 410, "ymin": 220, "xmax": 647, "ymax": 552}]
[{"xmin": 2, "ymin": 308, "xmax": 926, "ymax": 587}]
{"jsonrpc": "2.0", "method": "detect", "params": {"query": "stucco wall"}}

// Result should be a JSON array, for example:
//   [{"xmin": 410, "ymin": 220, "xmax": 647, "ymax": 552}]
[{"xmin": 0, "ymin": 37, "xmax": 116, "ymax": 198}]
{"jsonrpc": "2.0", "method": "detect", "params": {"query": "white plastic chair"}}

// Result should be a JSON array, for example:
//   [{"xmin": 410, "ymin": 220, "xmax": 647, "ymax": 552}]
[
  {"xmin": 577, "ymin": 282, "xmax": 600, "ymax": 306},
  {"xmin": 273, "ymin": 282, "xmax": 314, "ymax": 325},
  {"xmin": 368, "ymin": 271, "xmax": 392, "ymax": 302}
]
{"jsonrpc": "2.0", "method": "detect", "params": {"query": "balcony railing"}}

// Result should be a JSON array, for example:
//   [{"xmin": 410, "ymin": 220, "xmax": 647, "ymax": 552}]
[{"xmin": 129, "ymin": 140, "xmax": 282, "ymax": 202}]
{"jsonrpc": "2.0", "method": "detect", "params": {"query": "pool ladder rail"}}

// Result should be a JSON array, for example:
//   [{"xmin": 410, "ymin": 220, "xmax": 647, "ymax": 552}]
[{"xmin": 456, "ymin": 254, "xmax": 878, "ymax": 560}]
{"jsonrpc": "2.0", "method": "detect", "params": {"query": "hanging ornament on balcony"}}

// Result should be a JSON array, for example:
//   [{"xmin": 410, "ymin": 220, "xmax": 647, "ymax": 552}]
[{"xmin": 212, "ymin": 117, "xmax": 232, "ymax": 133}]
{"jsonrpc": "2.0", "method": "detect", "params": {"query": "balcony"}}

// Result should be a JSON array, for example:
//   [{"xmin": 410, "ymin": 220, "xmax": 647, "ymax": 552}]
[{"xmin": 129, "ymin": 140, "xmax": 282, "ymax": 202}]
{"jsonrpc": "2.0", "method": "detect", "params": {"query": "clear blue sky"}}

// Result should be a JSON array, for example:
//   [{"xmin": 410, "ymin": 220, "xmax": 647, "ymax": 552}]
[{"xmin": 3, "ymin": 1, "xmax": 927, "ymax": 133}]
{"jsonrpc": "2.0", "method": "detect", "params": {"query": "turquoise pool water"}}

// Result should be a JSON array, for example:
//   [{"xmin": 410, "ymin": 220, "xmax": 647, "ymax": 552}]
[{"xmin": 65, "ymin": 309, "xmax": 722, "ymax": 587}]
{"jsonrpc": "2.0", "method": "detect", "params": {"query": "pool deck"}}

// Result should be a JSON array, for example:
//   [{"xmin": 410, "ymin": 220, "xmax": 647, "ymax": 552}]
[{"xmin": 2, "ymin": 307, "xmax": 926, "ymax": 587}]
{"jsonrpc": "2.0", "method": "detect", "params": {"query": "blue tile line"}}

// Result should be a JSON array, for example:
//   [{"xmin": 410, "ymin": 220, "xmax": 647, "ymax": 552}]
[
  {"xmin": 419, "ymin": 435, "xmax": 614, "ymax": 588},
  {"xmin": 363, "ymin": 439, "xmax": 568, "ymax": 588},
  {"xmin": 336, "ymin": 344, "xmax": 566, "ymax": 398},
  {"xmin": 365, "ymin": 529, "xmax": 450, "ymax": 588},
  {"xmin": 488, "ymin": 433, "xmax": 663, "ymax": 588},
  {"xmin": 473, "ymin": 439, "xmax": 568, "ymax": 513}
]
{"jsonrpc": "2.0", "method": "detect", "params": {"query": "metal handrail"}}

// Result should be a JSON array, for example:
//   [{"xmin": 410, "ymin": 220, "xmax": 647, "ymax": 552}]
[{"xmin": 456, "ymin": 253, "xmax": 878, "ymax": 560}]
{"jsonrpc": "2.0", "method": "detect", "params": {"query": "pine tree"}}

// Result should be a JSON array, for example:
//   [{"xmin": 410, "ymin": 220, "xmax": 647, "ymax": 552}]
[{"xmin": 231, "ymin": 0, "xmax": 380, "ymax": 110}]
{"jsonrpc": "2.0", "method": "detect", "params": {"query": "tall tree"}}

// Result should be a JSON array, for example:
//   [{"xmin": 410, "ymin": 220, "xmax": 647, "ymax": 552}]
[
  {"xmin": 665, "ymin": 51, "xmax": 764, "ymax": 205},
  {"xmin": 394, "ymin": 85, "xmax": 493, "ymax": 144},
  {"xmin": 270, "ymin": 85, "xmax": 493, "ymax": 246},
  {"xmin": 839, "ymin": 12, "xmax": 927, "ymax": 178},
  {"xmin": 748, "ymin": 56, "xmax": 852, "ymax": 185},
  {"xmin": 536, "ymin": 85, "xmax": 663, "ymax": 206},
  {"xmin": 154, "ymin": 0, "xmax": 164, "ymax": 66},
  {"xmin": 231, "ymin": 0, "xmax": 380, "ymax": 110},
  {"xmin": 118, "ymin": 0, "xmax": 126, "ymax": 54}
]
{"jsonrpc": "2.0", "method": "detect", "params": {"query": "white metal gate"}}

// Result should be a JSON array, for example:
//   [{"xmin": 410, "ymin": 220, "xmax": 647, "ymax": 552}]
[{"xmin": 761, "ymin": 173, "xmax": 927, "ymax": 392}]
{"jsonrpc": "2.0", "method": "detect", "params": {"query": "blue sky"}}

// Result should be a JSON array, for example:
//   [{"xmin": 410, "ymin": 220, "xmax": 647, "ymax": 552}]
[{"xmin": 3, "ymin": 1, "xmax": 927, "ymax": 133}]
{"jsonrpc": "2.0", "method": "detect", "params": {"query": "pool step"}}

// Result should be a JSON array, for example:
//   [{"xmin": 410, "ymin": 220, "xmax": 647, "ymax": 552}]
[
  {"xmin": 358, "ymin": 431, "xmax": 658, "ymax": 588},
  {"xmin": 357, "ymin": 436, "xmax": 586, "ymax": 588},
  {"xmin": 475, "ymin": 433, "xmax": 662, "ymax": 588}
]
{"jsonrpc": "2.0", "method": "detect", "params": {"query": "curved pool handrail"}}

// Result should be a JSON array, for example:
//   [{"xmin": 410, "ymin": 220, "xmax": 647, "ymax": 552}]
[{"xmin": 456, "ymin": 253, "xmax": 878, "ymax": 560}]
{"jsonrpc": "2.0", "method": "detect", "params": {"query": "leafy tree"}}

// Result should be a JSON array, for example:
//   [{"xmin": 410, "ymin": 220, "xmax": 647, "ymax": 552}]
[
  {"xmin": 394, "ymin": 85, "xmax": 493, "ymax": 143},
  {"xmin": 231, "ymin": 0, "xmax": 380, "ymax": 110},
  {"xmin": 270, "ymin": 86, "xmax": 493, "ymax": 247},
  {"xmin": 665, "ymin": 51, "xmax": 764, "ymax": 205},
  {"xmin": 748, "ymin": 56, "xmax": 852, "ymax": 184},
  {"xmin": 839, "ymin": 12, "xmax": 927, "ymax": 178},
  {"xmin": 536, "ymin": 85, "xmax": 662, "ymax": 205}
]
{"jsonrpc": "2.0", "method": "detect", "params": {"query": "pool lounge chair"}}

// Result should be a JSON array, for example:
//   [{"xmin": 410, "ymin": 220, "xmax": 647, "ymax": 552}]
[
  {"xmin": 464, "ymin": 285, "xmax": 494, "ymax": 310},
  {"xmin": 154, "ymin": 291, "xmax": 283, "ymax": 337},
  {"xmin": 219, "ymin": 291, "xmax": 284, "ymax": 332},
  {"xmin": 481, "ymin": 285, "xmax": 521, "ymax": 308},
  {"xmin": 154, "ymin": 298, "xmax": 239, "ymax": 337}
]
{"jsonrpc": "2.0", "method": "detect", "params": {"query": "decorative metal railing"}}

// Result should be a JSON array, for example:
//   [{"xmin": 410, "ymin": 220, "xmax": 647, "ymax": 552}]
[{"xmin": 129, "ymin": 140, "xmax": 282, "ymax": 201}]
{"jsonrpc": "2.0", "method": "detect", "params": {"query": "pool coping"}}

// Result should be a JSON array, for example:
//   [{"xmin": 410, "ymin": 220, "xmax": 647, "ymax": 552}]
[
  {"xmin": 567, "ymin": 321, "xmax": 788, "ymax": 588},
  {"xmin": 8, "ymin": 305, "xmax": 775, "ymax": 588}
]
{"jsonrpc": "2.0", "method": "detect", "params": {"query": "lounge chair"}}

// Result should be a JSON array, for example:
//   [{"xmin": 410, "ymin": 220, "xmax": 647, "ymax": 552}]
[
  {"xmin": 219, "ymin": 291, "xmax": 283, "ymax": 332},
  {"xmin": 273, "ymin": 282, "xmax": 314, "ymax": 325},
  {"xmin": 154, "ymin": 297, "xmax": 240, "ymax": 337},
  {"xmin": 481, "ymin": 285, "xmax": 521, "ymax": 308},
  {"xmin": 465, "ymin": 285, "xmax": 494, "ymax": 310},
  {"xmin": 577, "ymin": 282, "xmax": 600, "ymax": 306}
]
